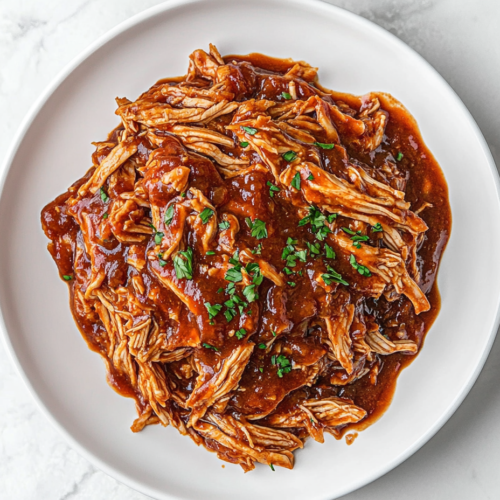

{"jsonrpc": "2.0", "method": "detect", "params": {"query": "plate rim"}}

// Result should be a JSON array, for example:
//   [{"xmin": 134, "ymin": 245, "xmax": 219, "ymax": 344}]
[{"xmin": 1, "ymin": 0, "xmax": 499, "ymax": 498}]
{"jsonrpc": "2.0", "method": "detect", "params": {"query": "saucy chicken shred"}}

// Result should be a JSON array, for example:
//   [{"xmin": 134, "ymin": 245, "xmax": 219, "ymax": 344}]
[{"xmin": 41, "ymin": 44, "xmax": 451, "ymax": 471}]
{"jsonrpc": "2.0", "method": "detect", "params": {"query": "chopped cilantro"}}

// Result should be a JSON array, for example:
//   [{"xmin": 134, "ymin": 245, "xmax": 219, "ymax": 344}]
[
  {"xmin": 217, "ymin": 287, "xmax": 224, "ymax": 294},
  {"xmin": 322, "ymin": 265, "xmax": 349, "ymax": 286},
  {"xmin": 243, "ymin": 284, "xmax": 258, "ymax": 303},
  {"xmin": 272, "ymin": 330, "xmax": 277, "ymax": 337},
  {"xmin": 251, "ymin": 243, "xmax": 262, "ymax": 255},
  {"xmin": 342, "ymin": 227, "xmax": 356, "ymax": 236},
  {"xmin": 219, "ymin": 220, "xmax": 230, "ymax": 231},
  {"xmin": 283, "ymin": 267, "xmax": 294, "ymax": 275},
  {"xmin": 259, "ymin": 367, "xmax": 264, "ymax": 373},
  {"xmin": 267, "ymin": 181, "xmax": 280, "ymax": 198},
  {"xmin": 240, "ymin": 141, "xmax": 249, "ymax": 148},
  {"xmin": 307, "ymin": 173, "xmax": 314, "ymax": 181},
  {"xmin": 371, "ymin": 222, "xmax": 383, "ymax": 233},
  {"xmin": 173, "ymin": 247, "xmax": 193, "ymax": 279},
  {"xmin": 225, "ymin": 266, "xmax": 243, "ymax": 283},
  {"xmin": 204, "ymin": 302, "xmax": 222, "ymax": 320},
  {"xmin": 164, "ymin": 204, "xmax": 174, "ymax": 226},
  {"xmin": 299, "ymin": 206, "xmax": 331, "ymax": 241},
  {"xmin": 283, "ymin": 151, "xmax": 297, "ymax": 162},
  {"xmin": 62, "ymin": 275, "xmax": 72, "ymax": 281},
  {"xmin": 154, "ymin": 231, "xmax": 164, "ymax": 245},
  {"xmin": 396, "ymin": 152, "xmax": 404, "ymax": 161},
  {"xmin": 100, "ymin": 187, "xmax": 109, "ymax": 202},
  {"xmin": 314, "ymin": 142, "xmax": 335, "ymax": 150},
  {"xmin": 327, "ymin": 213, "xmax": 337, "ymax": 223},
  {"xmin": 287, "ymin": 281, "xmax": 296, "ymax": 287},
  {"xmin": 306, "ymin": 241, "xmax": 321, "ymax": 255},
  {"xmin": 324, "ymin": 243, "xmax": 336, "ymax": 259},
  {"xmin": 275, "ymin": 354, "xmax": 292, "ymax": 377},
  {"xmin": 203, "ymin": 343, "xmax": 219, "ymax": 352},
  {"xmin": 229, "ymin": 250, "xmax": 240, "ymax": 266},
  {"xmin": 296, "ymin": 249, "xmax": 307, "ymax": 262},
  {"xmin": 241, "ymin": 125, "xmax": 258, "ymax": 135},
  {"xmin": 349, "ymin": 254, "xmax": 372, "ymax": 277},
  {"xmin": 102, "ymin": 212, "xmax": 108, "ymax": 219},
  {"xmin": 235, "ymin": 328, "xmax": 247, "ymax": 340},
  {"xmin": 199, "ymin": 208, "xmax": 214, "ymax": 224},
  {"xmin": 291, "ymin": 172, "xmax": 301, "ymax": 190},
  {"xmin": 281, "ymin": 91, "xmax": 292, "ymax": 100},
  {"xmin": 258, "ymin": 343, "xmax": 267, "ymax": 349},
  {"xmin": 247, "ymin": 218, "xmax": 268, "ymax": 239}
]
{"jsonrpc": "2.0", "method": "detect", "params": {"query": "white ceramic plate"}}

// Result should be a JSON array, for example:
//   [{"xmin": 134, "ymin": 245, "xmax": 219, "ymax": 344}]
[{"xmin": 1, "ymin": 0, "xmax": 499, "ymax": 499}]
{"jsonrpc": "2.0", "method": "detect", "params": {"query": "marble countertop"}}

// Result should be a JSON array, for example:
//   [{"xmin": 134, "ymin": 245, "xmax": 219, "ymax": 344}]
[{"xmin": 1, "ymin": 0, "xmax": 499, "ymax": 498}]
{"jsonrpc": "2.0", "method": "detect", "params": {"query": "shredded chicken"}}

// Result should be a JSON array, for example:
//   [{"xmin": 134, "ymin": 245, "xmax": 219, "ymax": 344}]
[{"xmin": 41, "ymin": 45, "xmax": 449, "ymax": 472}]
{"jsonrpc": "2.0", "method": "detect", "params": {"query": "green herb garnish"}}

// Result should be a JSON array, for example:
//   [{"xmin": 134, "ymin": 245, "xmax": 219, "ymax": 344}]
[
  {"xmin": 99, "ymin": 187, "xmax": 109, "ymax": 203},
  {"xmin": 258, "ymin": 343, "xmax": 267, "ymax": 349},
  {"xmin": 287, "ymin": 281, "xmax": 296, "ymax": 287},
  {"xmin": 307, "ymin": 173, "xmax": 314, "ymax": 181},
  {"xmin": 396, "ymin": 152, "xmax": 404, "ymax": 161},
  {"xmin": 173, "ymin": 247, "xmax": 193, "ymax": 279},
  {"xmin": 283, "ymin": 151, "xmax": 297, "ymax": 162},
  {"xmin": 219, "ymin": 220, "xmax": 230, "ymax": 231},
  {"xmin": 322, "ymin": 265, "xmax": 349, "ymax": 286},
  {"xmin": 203, "ymin": 343, "xmax": 219, "ymax": 351},
  {"xmin": 241, "ymin": 126, "xmax": 258, "ymax": 135},
  {"xmin": 205, "ymin": 302, "xmax": 222, "ymax": 320},
  {"xmin": 164, "ymin": 204, "xmax": 174, "ymax": 226},
  {"xmin": 371, "ymin": 222, "xmax": 383, "ymax": 233},
  {"xmin": 327, "ymin": 213, "xmax": 337, "ymax": 223},
  {"xmin": 291, "ymin": 172, "xmax": 301, "ymax": 190},
  {"xmin": 314, "ymin": 142, "xmax": 335, "ymax": 150},
  {"xmin": 199, "ymin": 208, "xmax": 214, "ymax": 224},
  {"xmin": 251, "ymin": 243, "xmax": 262, "ymax": 255},
  {"xmin": 154, "ymin": 231, "xmax": 164, "ymax": 245},
  {"xmin": 281, "ymin": 92, "xmax": 292, "ymax": 100},
  {"xmin": 246, "ymin": 218, "xmax": 268, "ymax": 239},
  {"xmin": 350, "ymin": 254, "xmax": 371, "ymax": 277},
  {"xmin": 62, "ymin": 275, "xmax": 72, "ymax": 281},
  {"xmin": 206, "ymin": 251, "xmax": 216, "ymax": 256},
  {"xmin": 240, "ymin": 141, "xmax": 249, "ymax": 148},
  {"xmin": 324, "ymin": 243, "xmax": 336, "ymax": 259},
  {"xmin": 225, "ymin": 266, "xmax": 243, "ymax": 283},
  {"xmin": 275, "ymin": 354, "xmax": 292, "ymax": 377},
  {"xmin": 243, "ymin": 284, "xmax": 258, "ymax": 303},
  {"xmin": 235, "ymin": 328, "xmax": 247, "ymax": 340}
]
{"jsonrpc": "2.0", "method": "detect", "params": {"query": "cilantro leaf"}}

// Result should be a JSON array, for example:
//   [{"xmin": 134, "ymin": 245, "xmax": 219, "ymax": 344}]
[
  {"xmin": 202, "ymin": 343, "xmax": 219, "ymax": 351},
  {"xmin": 219, "ymin": 220, "xmax": 230, "ymax": 231},
  {"xmin": 349, "ymin": 254, "xmax": 372, "ymax": 277},
  {"xmin": 204, "ymin": 302, "xmax": 222, "ymax": 320},
  {"xmin": 243, "ymin": 284, "xmax": 258, "ymax": 303},
  {"xmin": 241, "ymin": 126, "xmax": 258, "ymax": 135},
  {"xmin": 249, "ymin": 219, "xmax": 268, "ymax": 239},
  {"xmin": 371, "ymin": 222, "xmax": 383, "ymax": 233},
  {"xmin": 100, "ymin": 187, "xmax": 109, "ymax": 202},
  {"xmin": 324, "ymin": 243, "xmax": 336, "ymax": 259},
  {"xmin": 283, "ymin": 151, "xmax": 297, "ymax": 162},
  {"xmin": 314, "ymin": 142, "xmax": 335, "ymax": 150},
  {"xmin": 199, "ymin": 208, "xmax": 214, "ymax": 224},
  {"xmin": 164, "ymin": 204, "xmax": 174, "ymax": 226},
  {"xmin": 291, "ymin": 172, "xmax": 301, "ymax": 190},
  {"xmin": 240, "ymin": 141, "xmax": 249, "ymax": 147},
  {"xmin": 173, "ymin": 247, "xmax": 193, "ymax": 279},
  {"xmin": 235, "ymin": 328, "xmax": 247, "ymax": 340},
  {"xmin": 322, "ymin": 265, "xmax": 349, "ymax": 286},
  {"xmin": 281, "ymin": 91, "xmax": 292, "ymax": 100}
]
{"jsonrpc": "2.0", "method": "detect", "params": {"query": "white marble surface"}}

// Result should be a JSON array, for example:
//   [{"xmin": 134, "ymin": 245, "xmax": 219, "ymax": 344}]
[{"xmin": 1, "ymin": 0, "xmax": 499, "ymax": 498}]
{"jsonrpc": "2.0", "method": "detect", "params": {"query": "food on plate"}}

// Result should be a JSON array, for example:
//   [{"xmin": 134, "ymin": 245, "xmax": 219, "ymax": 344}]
[{"xmin": 41, "ymin": 44, "xmax": 451, "ymax": 471}]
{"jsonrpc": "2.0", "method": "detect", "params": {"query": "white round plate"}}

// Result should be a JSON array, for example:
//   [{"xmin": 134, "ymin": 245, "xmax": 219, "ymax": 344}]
[{"xmin": 1, "ymin": 0, "xmax": 499, "ymax": 499}]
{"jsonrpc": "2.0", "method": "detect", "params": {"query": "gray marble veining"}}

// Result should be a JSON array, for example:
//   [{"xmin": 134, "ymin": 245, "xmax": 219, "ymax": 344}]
[{"xmin": 1, "ymin": 1, "xmax": 499, "ymax": 499}]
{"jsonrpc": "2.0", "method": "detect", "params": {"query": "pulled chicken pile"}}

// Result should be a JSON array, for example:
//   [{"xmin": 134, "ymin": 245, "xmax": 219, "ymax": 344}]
[{"xmin": 41, "ymin": 44, "xmax": 450, "ymax": 471}]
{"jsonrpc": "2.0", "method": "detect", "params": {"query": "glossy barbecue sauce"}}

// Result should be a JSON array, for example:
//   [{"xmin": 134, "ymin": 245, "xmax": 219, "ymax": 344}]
[{"xmin": 41, "ymin": 53, "xmax": 451, "ymax": 442}]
